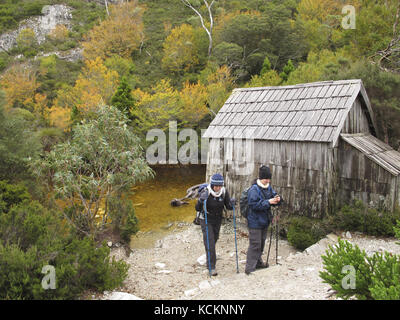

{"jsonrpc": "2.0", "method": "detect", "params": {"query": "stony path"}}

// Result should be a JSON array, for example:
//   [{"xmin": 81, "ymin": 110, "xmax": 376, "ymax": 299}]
[{"xmin": 105, "ymin": 223, "xmax": 400, "ymax": 300}]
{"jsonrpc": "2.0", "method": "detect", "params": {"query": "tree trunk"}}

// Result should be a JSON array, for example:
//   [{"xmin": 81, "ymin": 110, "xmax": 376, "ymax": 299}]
[
  {"xmin": 181, "ymin": 0, "xmax": 215, "ymax": 57},
  {"xmin": 105, "ymin": 0, "xmax": 110, "ymax": 16}
]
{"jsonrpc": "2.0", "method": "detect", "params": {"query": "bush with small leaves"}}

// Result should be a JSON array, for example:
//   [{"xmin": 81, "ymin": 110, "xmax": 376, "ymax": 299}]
[
  {"xmin": 320, "ymin": 222, "xmax": 400, "ymax": 300},
  {"xmin": 331, "ymin": 201, "xmax": 400, "ymax": 237},
  {"xmin": 286, "ymin": 216, "xmax": 329, "ymax": 251},
  {"xmin": 320, "ymin": 239, "xmax": 375, "ymax": 300},
  {"xmin": 0, "ymin": 197, "xmax": 129, "ymax": 300}
]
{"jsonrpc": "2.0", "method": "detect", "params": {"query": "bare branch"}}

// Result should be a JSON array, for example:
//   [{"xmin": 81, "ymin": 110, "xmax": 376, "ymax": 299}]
[
  {"xmin": 105, "ymin": 0, "xmax": 110, "ymax": 16},
  {"xmin": 180, "ymin": 0, "xmax": 216, "ymax": 56},
  {"xmin": 369, "ymin": 2, "xmax": 400, "ymax": 73}
]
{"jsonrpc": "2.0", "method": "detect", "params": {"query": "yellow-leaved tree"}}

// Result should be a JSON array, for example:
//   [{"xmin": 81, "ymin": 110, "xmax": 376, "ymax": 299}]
[
  {"xmin": 161, "ymin": 24, "xmax": 200, "ymax": 74},
  {"xmin": 179, "ymin": 81, "xmax": 208, "ymax": 127},
  {"xmin": 50, "ymin": 57, "xmax": 119, "ymax": 129},
  {"xmin": 132, "ymin": 79, "xmax": 183, "ymax": 133},
  {"xmin": 82, "ymin": 0, "xmax": 144, "ymax": 60},
  {"xmin": 205, "ymin": 65, "xmax": 234, "ymax": 116},
  {"xmin": 0, "ymin": 63, "xmax": 39, "ymax": 110}
]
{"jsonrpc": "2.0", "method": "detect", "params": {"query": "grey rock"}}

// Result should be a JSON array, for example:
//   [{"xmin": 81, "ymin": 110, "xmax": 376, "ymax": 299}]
[
  {"xmin": 104, "ymin": 292, "xmax": 142, "ymax": 300},
  {"xmin": 184, "ymin": 288, "xmax": 199, "ymax": 297},
  {"xmin": 0, "ymin": 5, "xmax": 73, "ymax": 52},
  {"xmin": 199, "ymin": 280, "xmax": 212, "ymax": 290}
]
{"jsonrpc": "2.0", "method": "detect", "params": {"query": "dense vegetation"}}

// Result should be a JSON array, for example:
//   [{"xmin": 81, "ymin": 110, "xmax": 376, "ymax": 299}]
[
  {"xmin": 0, "ymin": 0, "xmax": 399, "ymax": 145},
  {"xmin": 0, "ymin": 0, "xmax": 400, "ymax": 299},
  {"xmin": 283, "ymin": 201, "xmax": 400, "ymax": 251}
]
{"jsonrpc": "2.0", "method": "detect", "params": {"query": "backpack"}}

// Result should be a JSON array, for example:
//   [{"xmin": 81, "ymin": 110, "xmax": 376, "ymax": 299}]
[
  {"xmin": 239, "ymin": 185, "xmax": 264, "ymax": 219},
  {"xmin": 239, "ymin": 187, "xmax": 251, "ymax": 219},
  {"xmin": 193, "ymin": 183, "xmax": 209, "ymax": 225},
  {"xmin": 193, "ymin": 183, "xmax": 225, "ymax": 225}
]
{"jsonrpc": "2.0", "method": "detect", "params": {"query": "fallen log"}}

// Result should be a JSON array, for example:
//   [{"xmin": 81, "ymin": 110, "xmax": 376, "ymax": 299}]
[{"xmin": 170, "ymin": 183, "xmax": 206, "ymax": 207}]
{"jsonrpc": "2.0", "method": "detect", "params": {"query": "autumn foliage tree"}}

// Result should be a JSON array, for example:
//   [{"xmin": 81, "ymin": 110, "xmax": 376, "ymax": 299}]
[
  {"xmin": 162, "ymin": 24, "xmax": 200, "ymax": 74},
  {"xmin": 179, "ymin": 81, "xmax": 208, "ymax": 127},
  {"xmin": 51, "ymin": 57, "xmax": 119, "ymax": 126},
  {"xmin": 82, "ymin": 0, "xmax": 144, "ymax": 61},
  {"xmin": 132, "ymin": 79, "xmax": 182, "ymax": 133},
  {"xmin": 0, "ymin": 63, "xmax": 39, "ymax": 110}
]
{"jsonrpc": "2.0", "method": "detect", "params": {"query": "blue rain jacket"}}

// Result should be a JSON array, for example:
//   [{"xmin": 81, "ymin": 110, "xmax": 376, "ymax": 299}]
[{"xmin": 247, "ymin": 182, "xmax": 280, "ymax": 229}]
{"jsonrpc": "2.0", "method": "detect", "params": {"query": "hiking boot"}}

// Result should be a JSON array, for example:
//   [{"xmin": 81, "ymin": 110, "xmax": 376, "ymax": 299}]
[{"xmin": 256, "ymin": 262, "xmax": 269, "ymax": 269}]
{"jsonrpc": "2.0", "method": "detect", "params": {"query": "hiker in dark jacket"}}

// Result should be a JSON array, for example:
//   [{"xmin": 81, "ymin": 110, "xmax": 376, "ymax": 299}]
[
  {"xmin": 195, "ymin": 173, "xmax": 235, "ymax": 276},
  {"xmin": 245, "ymin": 165, "xmax": 281, "ymax": 275}
]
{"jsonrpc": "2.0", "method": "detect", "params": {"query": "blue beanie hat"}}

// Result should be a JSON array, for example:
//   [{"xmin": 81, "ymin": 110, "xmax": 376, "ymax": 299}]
[{"xmin": 210, "ymin": 173, "xmax": 224, "ymax": 186}]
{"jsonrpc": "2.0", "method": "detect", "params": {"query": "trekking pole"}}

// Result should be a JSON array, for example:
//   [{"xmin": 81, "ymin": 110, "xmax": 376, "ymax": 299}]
[
  {"xmin": 232, "ymin": 203, "xmax": 239, "ymax": 273},
  {"xmin": 275, "ymin": 213, "xmax": 280, "ymax": 265},
  {"xmin": 203, "ymin": 199, "xmax": 212, "ymax": 278},
  {"xmin": 266, "ymin": 217, "xmax": 273, "ymax": 268}
]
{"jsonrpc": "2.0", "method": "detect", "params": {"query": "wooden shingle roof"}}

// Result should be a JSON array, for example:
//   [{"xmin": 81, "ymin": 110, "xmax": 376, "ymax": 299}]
[
  {"xmin": 203, "ymin": 79, "xmax": 377, "ymax": 146},
  {"xmin": 341, "ymin": 133, "xmax": 400, "ymax": 176}
]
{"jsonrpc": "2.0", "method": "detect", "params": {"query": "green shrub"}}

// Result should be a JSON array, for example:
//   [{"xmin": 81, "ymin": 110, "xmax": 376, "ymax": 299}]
[
  {"xmin": 0, "ymin": 180, "xmax": 31, "ymax": 213},
  {"xmin": 0, "ymin": 244, "xmax": 43, "ymax": 300},
  {"xmin": 331, "ymin": 201, "xmax": 400, "ymax": 237},
  {"xmin": 364, "ymin": 209, "xmax": 396, "ymax": 236},
  {"xmin": 369, "ymin": 251, "xmax": 400, "ymax": 300},
  {"xmin": 108, "ymin": 197, "xmax": 139, "ymax": 243},
  {"xmin": 0, "ymin": 199, "xmax": 129, "ymax": 300},
  {"xmin": 320, "ymin": 222, "xmax": 400, "ymax": 300},
  {"xmin": 320, "ymin": 239, "xmax": 376, "ymax": 300},
  {"xmin": 331, "ymin": 201, "xmax": 364, "ymax": 232},
  {"xmin": 286, "ymin": 216, "xmax": 329, "ymax": 251}
]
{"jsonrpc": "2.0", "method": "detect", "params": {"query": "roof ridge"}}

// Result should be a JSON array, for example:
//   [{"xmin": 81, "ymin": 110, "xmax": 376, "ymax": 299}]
[{"xmin": 234, "ymin": 79, "xmax": 362, "ymax": 92}]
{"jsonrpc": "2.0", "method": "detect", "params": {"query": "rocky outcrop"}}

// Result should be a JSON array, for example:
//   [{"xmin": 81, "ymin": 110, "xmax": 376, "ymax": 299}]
[
  {"xmin": 0, "ymin": 4, "xmax": 73, "ymax": 52},
  {"xmin": 34, "ymin": 48, "xmax": 84, "ymax": 63}
]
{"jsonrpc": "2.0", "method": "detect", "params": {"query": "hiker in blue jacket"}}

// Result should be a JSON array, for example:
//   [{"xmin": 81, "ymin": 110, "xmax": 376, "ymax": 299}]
[
  {"xmin": 195, "ymin": 173, "xmax": 235, "ymax": 276},
  {"xmin": 245, "ymin": 165, "xmax": 281, "ymax": 275}
]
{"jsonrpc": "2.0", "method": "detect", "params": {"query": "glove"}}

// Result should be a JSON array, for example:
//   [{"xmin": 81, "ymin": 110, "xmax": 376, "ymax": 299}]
[
  {"xmin": 199, "ymin": 190, "xmax": 208, "ymax": 202},
  {"xmin": 230, "ymin": 198, "xmax": 237, "ymax": 206}
]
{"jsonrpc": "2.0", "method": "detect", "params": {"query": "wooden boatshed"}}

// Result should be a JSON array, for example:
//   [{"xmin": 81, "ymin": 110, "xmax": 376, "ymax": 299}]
[{"xmin": 202, "ymin": 79, "xmax": 400, "ymax": 218}]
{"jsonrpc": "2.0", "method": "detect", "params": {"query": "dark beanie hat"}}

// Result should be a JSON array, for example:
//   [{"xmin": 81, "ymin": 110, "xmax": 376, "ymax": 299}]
[{"xmin": 259, "ymin": 165, "xmax": 272, "ymax": 180}]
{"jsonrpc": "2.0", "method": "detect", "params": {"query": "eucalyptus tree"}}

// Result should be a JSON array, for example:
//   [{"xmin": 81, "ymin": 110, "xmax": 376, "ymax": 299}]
[
  {"xmin": 32, "ymin": 105, "xmax": 154, "ymax": 238},
  {"xmin": 181, "ymin": 0, "xmax": 216, "ymax": 57}
]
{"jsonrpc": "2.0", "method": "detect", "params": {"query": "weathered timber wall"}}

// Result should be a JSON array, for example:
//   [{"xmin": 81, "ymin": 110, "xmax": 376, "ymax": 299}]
[
  {"xmin": 337, "ymin": 138, "xmax": 397, "ymax": 211},
  {"xmin": 205, "ymin": 138, "xmax": 333, "ymax": 219},
  {"xmin": 341, "ymin": 99, "xmax": 371, "ymax": 134}
]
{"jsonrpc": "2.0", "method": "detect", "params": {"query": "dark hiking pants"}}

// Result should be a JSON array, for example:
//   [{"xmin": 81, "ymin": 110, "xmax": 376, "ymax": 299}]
[
  {"xmin": 200, "ymin": 217, "xmax": 222, "ymax": 270},
  {"xmin": 245, "ymin": 227, "xmax": 269, "ymax": 273}
]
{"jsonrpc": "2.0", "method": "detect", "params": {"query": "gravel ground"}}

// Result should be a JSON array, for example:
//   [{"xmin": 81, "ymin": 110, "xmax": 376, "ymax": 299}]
[{"xmin": 106, "ymin": 222, "xmax": 400, "ymax": 300}]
